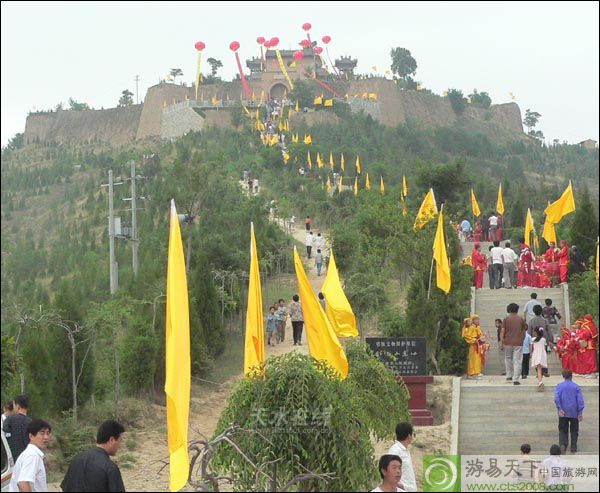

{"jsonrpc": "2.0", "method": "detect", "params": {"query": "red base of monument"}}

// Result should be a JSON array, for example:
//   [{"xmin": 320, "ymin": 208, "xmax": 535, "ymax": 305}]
[{"xmin": 397, "ymin": 375, "xmax": 434, "ymax": 426}]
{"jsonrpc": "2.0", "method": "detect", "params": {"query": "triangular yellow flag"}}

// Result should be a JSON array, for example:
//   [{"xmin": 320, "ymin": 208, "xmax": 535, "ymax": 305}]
[
  {"xmin": 354, "ymin": 176, "xmax": 358, "ymax": 196},
  {"xmin": 402, "ymin": 175, "xmax": 408, "ymax": 198},
  {"xmin": 380, "ymin": 176, "xmax": 385, "ymax": 195},
  {"xmin": 244, "ymin": 223, "xmax": 265, "ymax": 376},
  {"xmin": 544, "ymin": 181, "xmax": 576, "ymax": 224},
  {"xmin": 542, "ymin": 219, "xmax": 557, "ymax": 245},
  {"xmin": 295, "ymin": 100, "xmax": 300, "ymax": 112},
  {"xmin": 471, "ymin": 189, "xmax": 481, "ymax": 217},
  {"xmin": 165, "ymin": 200, "xmax": 190, "ymax": 492},
  {"xmin": 324, "ymin": 98, "xmax": 333, "ymax": 107},
  {"xmin": 432, "ymin": 205, "xmax": 451, "ymax": 294},
  {"xmin": 524, "ymin": 208, "xmax": 535, "ymax": 248},
  {"xmin": 355, "ymin": 155, "xmax": 362, "ymax": 174},
  {"xmin": 321, "ymin": 250, "xmax": 359, "ymax": 337},
  {"xmin": 293, "ymin": 248, "xmax": 348, "ymax": 378},
  {"xmin": 496, "ymin": 183, "xmax": 505, "ymax": 215},
  {"xmin": 307, "ymin": 151, "xmax": 313, "ymax": 169},
  {"xmin": 326, "ymin": 176, "xmax": 332, "ymax": 192},
  {"xmin": 340, "ymin": 153, "xmax": 345, "ymax": 171},
  {"xmin": 304, "ymin": 134, "xmax": 312, "ymax": 145},
  {"xmin": 314, "ymin": 95, "xmax": 323, "ymax": 105},
  {"xmin": 329, "ymin": 151, "xmax": 334, "ymax": 169},
  {"xmin": 317, "ymin": 152, "xmax": 324, "ymax": 168},
  {"xmin": 401, "ymin": 197, "xmax": 408, "ymax": 217},
  {"xmin": 243, "ymin": 105, "xmax": 250, "ymax": 115},
  {"xmin": 338, "ymin": 175, "xmax": 343, "ymax": 192},
  {"xmin": 414, "ymin": 188, "xmax": 438, "ymax": 229},
  {"xmin": 365, "ymin": 173, "xmax": 371, "ymax": 190}
]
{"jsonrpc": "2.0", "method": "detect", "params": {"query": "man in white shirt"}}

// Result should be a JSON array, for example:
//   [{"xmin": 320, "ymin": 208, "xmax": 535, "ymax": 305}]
[
  {"xmin": 488, "ymin": 214, "xmax": 498, "ymax": 241},
  {"xmin": 502, "ymin": 241, "xmax": 518, "ymax": 289},
  {"xmin": 9, "ymin": 419, "xmax": 51, "ymax": 492},
  {"xmin": 315, "ymin": 232, "xmax": 324, "ymax": 251},
  {"xmin": 305, "ymin": 232, "xmax": 314, "ymax": 259},
  {"xmin": 490, "ymin": 241, "xmax": 504, "ymax": 290},
  {"xmin": 523, "ymin": 293, "xmax": 542, "ymax": 324},
  {"xmin": 387, "ymin": 422, "xmax": 417, "ymax": 492}
]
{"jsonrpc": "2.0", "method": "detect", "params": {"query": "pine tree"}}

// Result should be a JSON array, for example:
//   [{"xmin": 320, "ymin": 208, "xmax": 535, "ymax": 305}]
[{"xmin": 569, "ymin": 186, "xmax": 598, "ymax": 261}]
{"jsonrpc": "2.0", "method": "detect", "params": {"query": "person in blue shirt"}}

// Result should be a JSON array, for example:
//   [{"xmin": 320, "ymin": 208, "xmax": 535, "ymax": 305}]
[
  {"xmin": 460, "ymin": 219, "xmax": 471, "ymax": 242},
  {"xmin": 521, "ymin": 332, "xmax": 532, "ymax": 379},
  {"xmin": 554, "ymin": 370, "xmax": 585, "ymax": 453}
]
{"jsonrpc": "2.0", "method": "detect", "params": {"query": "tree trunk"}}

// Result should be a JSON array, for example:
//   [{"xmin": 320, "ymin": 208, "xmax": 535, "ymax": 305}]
[{"xmin": 69, "ymin": 333, "xmax": 78, "ymax": 423}]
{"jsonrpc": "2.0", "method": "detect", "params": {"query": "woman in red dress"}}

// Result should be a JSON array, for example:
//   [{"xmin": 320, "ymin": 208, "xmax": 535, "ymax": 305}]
[
  {"xmin": 473, "ymin": 221, "xmax": 482, "ymax": 242},
  {"xmin": 519, "ymin": 243, "xmax": 533, "ymax": 287},
  {"xmin": 471, "ymin": 243, "xmax": 487, "ymax": 289},
  {"xmin": 495, "ymin": 215, "xmax": 503, "ymax": 242},
  {"xmin": 575, "ymin": 315, "xmax": 598, "ymax": 377}
]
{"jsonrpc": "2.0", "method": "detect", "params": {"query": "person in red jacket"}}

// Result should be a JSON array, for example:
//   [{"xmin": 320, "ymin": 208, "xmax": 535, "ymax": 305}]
[
  {"xmin": 496, "ymin": 214, "xmax": 503, "ymax": 242},
  {"xmin": 574, "ymin": 315, "xmax": 598, "ymax": 378},
  {"xmin": 519, "ymin": 243, "xmax": 533, "ymax": 287},
  {"xmin": 558, "ymin": 240, "xmax": 570, "ymax": 284},
  {"xmin": 472, "ymin": 243, "xmax": 487, "ymax": 288},
  {"xmin": 473, "ymin": 221, "xmax": 482, "ymax": 242}
]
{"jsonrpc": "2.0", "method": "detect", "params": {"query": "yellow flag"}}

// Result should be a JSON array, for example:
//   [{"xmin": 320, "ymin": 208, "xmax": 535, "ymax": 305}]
[
  {"xmin": 255, "ymin": 108, "xmax": 259, "ymax": 120},
  {"xmin": 524, "ymin": 208, "xmax": 534, "ymax": 247},
  {"xmin": 401, "ymin": 197, "xmax": 408, "ymax": 216},
  {"xmin": 414, "ymin": 188, "xmax": 438, "ymax": 229},
  {"xmin": 243, "ymin": 105, "xmax": 250, "ymax": 115},
  {"xmin": 324, "ymin": 98, "xmax": 333, "ymax": 107},
  {"xmin": 292, "ymin": 133, "xmax": 298, "ymax": 143},
  {"xmin": 354, "ymin": 176, "xmax": 358, "ymax": 196},
  {"xmin": 307, "ymin": 151, "xmax": 313, "ymax": 168},
  {"xmin": 368, "ymin": 92, "xmax": 378, "ymax": 101},
  {"xmin": 295, "ymin": 100, "xmax": 300, "ymax": 112},
  {"xmin": 244, "ymin": 223, "xmax": 265, "ymax": 376},
  {"xmin": 326, "ymin": 176, "xmax": 332, "ymax": 192},
  {"xmin": 329, "ymin": 151, "xmax": 334, "ymax": 169},
  {"xmin": 544, "ymin": 181, "xmax": 576, "ymax": 224},
  {"xmin": 380, "ymin": 176, "xmax": 385, "ymax": 195},
  {"xmin": 251, "ymin": 91, "xmax": 256, "ymax": 101},
  {"xmin": 471, "ymin": 189, "xmax": 481, "ymax": 217},
  {"xmin": 317, "ymin": 152, "xmax": 324, "ymax": 168},
  {"xmin": 355, "ymin": 155, "xmax": 361, "ymax": 174},
  {"xmin": 304, "ymin": 134, "xmax": 312, "ymax": 145},
  {"xmin": 321, "ymin": 250, "xmax": 358, "ymax": 337},
  {"xmin": 496, "ymin": 183, "xmax": 505, "ymax": 215},
  {"xmin": 365, "ymin": 173, "xmax": 371, "ymax": 190},
  {"xmin": 340, "ymin": 153, "xmax": 345, "ymax": 171},
  {"xmin": 314, "ymin": 95, "xmax": 323, "ymax": 105},
  {"xmin": 293, "ymin": 248, "xmax": 348, "ymax": 378},
  {"xmin": 402, "ymin": 175, "xmax": 408, "ymax": 198},
  {"xmin": 283, "ymin": 151, "xmax": 290, "ymax": 163},
  {"xmin": 432, "ymin": 206, "xmax": 451, "ymax": 294},
  {"xmin": 542, "ymin": 219, "xmax": 557, "ymax": 245},
  {"xmin": 338, "ymin": 175, "xmax": 343, "ymax": 192},
  {"xmin": 165, "ymin": 200, "xmax": 190, "ymax": 492}
]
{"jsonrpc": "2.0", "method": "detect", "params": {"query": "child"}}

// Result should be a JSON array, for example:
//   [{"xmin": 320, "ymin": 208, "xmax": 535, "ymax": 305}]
[
  {"xmin": 266, "ymin": 306, "xmax": 278, "ymax": 346},
  {"xmin": 531, "ymin": 327, "xmax": 548, "ymax": 391},
  {"xmin": 522, "ymin": 331, "xmax": 532, "ymax": 379}
]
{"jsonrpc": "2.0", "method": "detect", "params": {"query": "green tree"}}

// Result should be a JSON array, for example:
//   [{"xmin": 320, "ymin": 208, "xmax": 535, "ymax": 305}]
[
  {"xmin": 288, "ymin": 79, "xmax": 317, "ymax": 109},
  {"xmin": 390, "ymin": 47, "xmax": 417, "ymax": 80},
  {"xmin": 569, "ymin": 185, "xmax": 598, "ymax": 260},
  {"xmin": 468, "ymin": 89, "xmax": 492, "ymax": 109},
  {"xmin": 446, "ymin": 89, "xmax": 466, "ymax": 114},
  {"xmin": 523, "ymin": 109, "xmax": 543, "ymax": 140},
  {"xmin": 68, "ymin": 98, "xmax": 90, "ymax": 111},
  {"xmin": 206, "ymin": 57, "xmax": 223, "ymax": 77},
  {"xmin": 118, "ymin": 89, "xmax": 134, "ymax": 107},
  {"xmin": 169, "ymin": 68, "xmax": 183, "ymax": 81}
]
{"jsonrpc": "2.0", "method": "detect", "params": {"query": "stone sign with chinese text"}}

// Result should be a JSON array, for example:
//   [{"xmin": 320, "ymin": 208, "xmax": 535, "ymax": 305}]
[{"xmin": 366, "ymin": 337, "xmax": 427, "ymax": 376}]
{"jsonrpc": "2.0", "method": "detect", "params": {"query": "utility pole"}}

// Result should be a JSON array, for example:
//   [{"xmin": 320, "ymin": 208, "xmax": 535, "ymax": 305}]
[
  {"xmin": 101, "ymin": 170, "xmax": 123, "ymax": 294},
  {"xmin": 134, "ymin": 75, "xmax": 140, "ymax": 104},
  {"xmin": 130, "ymin": 160, "xmax": 138, "ymax": 276}
]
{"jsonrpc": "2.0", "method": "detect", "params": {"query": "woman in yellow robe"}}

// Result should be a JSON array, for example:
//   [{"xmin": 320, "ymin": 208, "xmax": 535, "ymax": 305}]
[{"xmin": 462, "ymin": 317, "xmax": 485, "ymax": 378}]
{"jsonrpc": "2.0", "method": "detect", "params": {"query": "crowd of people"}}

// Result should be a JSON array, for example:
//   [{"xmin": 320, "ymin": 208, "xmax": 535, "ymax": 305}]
[
  {"xmin": 469, "ymin": 238, "xmax": 581, "ymax": 289},
  {"xmin": 2, "ymin": 394, "xmax": 126, "ymax": 492}
]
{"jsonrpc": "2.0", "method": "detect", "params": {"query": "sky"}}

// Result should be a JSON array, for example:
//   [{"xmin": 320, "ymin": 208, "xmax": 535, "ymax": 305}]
[{"xmin": 1, "ymin": 1, "xmax": 599, "ymax": 147}]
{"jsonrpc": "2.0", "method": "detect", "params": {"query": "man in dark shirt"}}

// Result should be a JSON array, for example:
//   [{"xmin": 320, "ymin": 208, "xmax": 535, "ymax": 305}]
[
  {"xmin": 570, "ymin": 246, "xmax": 586, "ymax": 274},
  {"xmin": 61, "ymin": 420, "xmax": 126, "ymax": 492},
  {"xmin": 2, "ymin": 394, "xmax": 32, "ymax": 460}
]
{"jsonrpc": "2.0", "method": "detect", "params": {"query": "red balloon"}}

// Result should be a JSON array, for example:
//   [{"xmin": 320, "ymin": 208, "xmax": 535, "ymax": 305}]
[
  {"xmin": 229, "ymin": 41, "xmax": 240, "ymax": 52},
  {"xmin": 293, "ymin": 50, "xmax": 304, "ymax": 61},
  {"xmin": 194, "ymin": 41, "xmax": 205, "ymax": 51},
  {"xmin": 269, "ymin": 37, "xmax": 279, "ymax": 47},
  {"xmin": 302, "ymin": 22, "xmax": 312, "ymax": 31},
  {"xmin": 256, "ymin": 36, "xmax": 265, "ymax": 44},
  {"xmin": 322, "ymin": 35, "xmax": 331, "ymax": 44},
  {"xmin": 264, "ymin": 39, "xmax": 272, "ymax": 48},
  {"xmin": 314, "ymin": 46, "xmax": 323, "ymax": 55},
  {"xmin": 300, "ymin": 39, "xmax": 311, "ymax": 48}
]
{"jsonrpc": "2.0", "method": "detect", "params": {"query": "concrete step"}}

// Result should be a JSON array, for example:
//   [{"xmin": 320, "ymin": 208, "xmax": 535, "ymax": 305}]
[{"xmin": 458, "ymin": 384, "xmax": 599, "ymax": 455}]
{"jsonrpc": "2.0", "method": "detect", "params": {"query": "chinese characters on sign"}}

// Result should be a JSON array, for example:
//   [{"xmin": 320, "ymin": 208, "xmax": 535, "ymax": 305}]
[{"xmin": 366, "ymin": 337, "xmax": 427, "ymax": 376}]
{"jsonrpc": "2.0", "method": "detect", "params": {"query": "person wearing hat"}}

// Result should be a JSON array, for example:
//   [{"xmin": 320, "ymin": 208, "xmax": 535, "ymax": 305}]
[
  {"xmin": 462, "ymin": 317, "xmax": 485, "ymax": 379},
  {"xmin": 558, "ymin": 240, "xmax": 570, "ymax": 284},
  {"xmin": 574, "ymin": 315, "xmax": 598, "ymax": 378},
  {"xmin": 471, "ymin": 243, "xmax": 487, "ymax": 289}
]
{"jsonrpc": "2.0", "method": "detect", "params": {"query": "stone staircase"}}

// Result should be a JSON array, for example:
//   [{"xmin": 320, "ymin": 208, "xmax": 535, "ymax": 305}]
[
  {"xmin": 473, "ymin": 287, "xmax": 568, "ymax": 376},
  {"xmin": 458, "ymin": 380, "xmax": 599, "ymax": 454}
]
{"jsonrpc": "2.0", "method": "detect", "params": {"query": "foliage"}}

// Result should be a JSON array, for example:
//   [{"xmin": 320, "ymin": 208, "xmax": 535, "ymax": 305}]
[
  {"xmin": 568, "ymin": 270, "xmax": 599, "ymax": 320},
  {"xmin": 211, "ymin": 353, "xmax": 377, "ymax": 491},
  {"xmin": 468, "ymin": 89, "xmax": 492, "ymax": 109},
  {"xmin": 118, "ymin": 89, "xmax": 134, "ymax": 107},
  {"xmin": 446, "ymin": 89, "xmax": 466, "ymax": 114},
  {"xmin": 390, "ymin": 47, "xmax": 417, "ymax": 79},
  {"xmin": 288, "ymin": 79, "xmax": 318, "ymax": 109},
  {"xmin": 523, "ymin": 109, "xmax": 541, "ymax": 133},
  {"xmin": 169, "ymin": 68, "xmax": 183, "ymax": 80},
  {"xmin": 206, "ymin": 57, "xmax": 223, "ymax": 77},
  {"xmin": 344, "ymin": 339, "xmax": 410, "ymax": 440},
  {"xmin": 569, "ymin": 185, "xmax": 598, "ymax": 260},
  {"xmin": 68, "ymin": 98, "xmax": 90, "ymax": 111}
]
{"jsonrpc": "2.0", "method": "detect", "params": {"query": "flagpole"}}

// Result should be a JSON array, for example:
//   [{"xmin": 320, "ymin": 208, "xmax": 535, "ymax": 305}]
[{"xmin": 427, "ymin": 256, "xmax": 435, "ymax": 300}]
